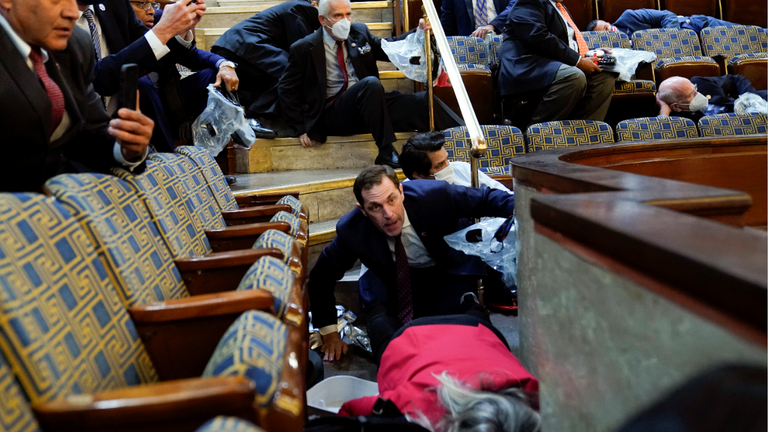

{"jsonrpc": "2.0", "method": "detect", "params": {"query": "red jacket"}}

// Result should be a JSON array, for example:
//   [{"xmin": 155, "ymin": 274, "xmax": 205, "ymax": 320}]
[{"xmin": 339, "ymin": 323, "xmax": 539, "ymax": 424}]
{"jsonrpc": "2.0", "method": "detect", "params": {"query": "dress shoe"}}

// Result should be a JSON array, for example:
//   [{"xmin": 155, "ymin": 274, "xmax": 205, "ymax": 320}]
[
  {"xmin": 248, "ymin": 118, "xmax": 277, "ymax": 139},
  {"xmin": 225, "ymin": 176, "xmax": 237, "ymax": 185},
  {"xmin": 374, "ymin": 151, "xmax": 401, "ymax": 169}
]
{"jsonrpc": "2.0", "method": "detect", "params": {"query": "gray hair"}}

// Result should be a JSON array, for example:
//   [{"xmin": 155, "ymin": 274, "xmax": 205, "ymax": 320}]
[
  {"xmin": 317, "ymin": 0, "xmax": 350, "ymax": 17},
  {"xmin": 658, "ymin": 76, "xmax": 691, "ymax": 105}
]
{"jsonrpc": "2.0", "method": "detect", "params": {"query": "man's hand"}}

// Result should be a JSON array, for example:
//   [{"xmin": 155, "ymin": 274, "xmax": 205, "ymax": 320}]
[
  {"xmin": 656, "ymin": 96, "xmax": 672, "ymax": 116},
  {"xmin": 109, "ymin": 106, "xmax": 153, "ymax": 162},
  {"xmin": 417, "ymin": 18, "xmax": 431, "ymax": 32},
  {"xmin": 471, "ymin": 25, "xmax": 495, "ymax": 39},
  {"xmin": 576, "ymin": 57, "xmax": 602, "ymax": 75},
  {"xmin": 214, "ymin": 65, "xmax": 239, "ymax": 91},
  {"xmin": 151, "ymin": 0, "xmax": 202, "ymax": 44},
  {"xmin": 321, "ymin": 331, "xmax": 348, "ymax": 362},
  {"xmin": 299, "ymin": 133, "xmax": 317, "ymax": 148}
]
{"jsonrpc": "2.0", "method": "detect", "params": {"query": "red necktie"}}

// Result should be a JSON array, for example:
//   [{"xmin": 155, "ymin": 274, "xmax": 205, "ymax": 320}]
[
  {"xmin": 555, "ymin": 2, "xmax": 588, "ymax": 57},
  {"xmin": 29, "ymin": 48, "xmax": 65, "ymax": 133},
  {"xmin": 336, "ymin": 41, "xmax": 349, "ymax": 94},
  {"xmin": 394, "ymin": 235, "xmax": 413, "ymax": 324}
]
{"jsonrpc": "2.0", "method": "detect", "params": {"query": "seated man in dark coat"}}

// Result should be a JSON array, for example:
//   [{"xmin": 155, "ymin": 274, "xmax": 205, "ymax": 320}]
[{"xmin": 587, "ymin": 8, "xmax": 741, "ymax": 36}]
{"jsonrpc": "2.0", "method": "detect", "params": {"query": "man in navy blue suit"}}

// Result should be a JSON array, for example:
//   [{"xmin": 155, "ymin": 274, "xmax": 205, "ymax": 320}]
[
  {"xmin": 587, "ymin": 9, "xmax": 740, "ymax": 37},
  {"xmin": 309, "ymin": 165, "xmax": 515, "ymax": 362},
  {"xmin": 441, "ymin": 0, "xmax": 516, "ymax": 38}
]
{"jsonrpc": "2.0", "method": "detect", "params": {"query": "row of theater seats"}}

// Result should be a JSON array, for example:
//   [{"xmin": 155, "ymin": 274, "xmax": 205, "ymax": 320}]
[
  {"xmin": 0, "ymin": 147, "xmax": 310, "ymax": 432},
  {"xmin": 443, "ymin": 112, "xmax": 767, "ymax": 174}
]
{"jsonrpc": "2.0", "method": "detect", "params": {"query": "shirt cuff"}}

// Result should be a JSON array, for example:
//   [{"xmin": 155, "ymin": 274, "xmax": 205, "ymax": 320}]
[
  {"xmin": 318, "ymin": 324, "xmax": 338, "ymax": 336},
  {"xmin": 145, "ymin": 30, "xmax": 171, "ymax": 60},
  {"xmin": 113, "ymin": 142, "xmax": 149, "ymax": 170},
  {"xmin": 175, "ymin": 30, "xmax": 194, "ymax": 48}
]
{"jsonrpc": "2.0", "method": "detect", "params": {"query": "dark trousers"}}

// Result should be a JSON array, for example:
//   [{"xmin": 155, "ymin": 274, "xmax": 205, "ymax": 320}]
[
  {"xmin": 317, "ymin": 76, "xmax": 463, "ymax": 155},
  {"xmin": 210, "ymin": 47, "xmax": 278, "ymax": 118}
]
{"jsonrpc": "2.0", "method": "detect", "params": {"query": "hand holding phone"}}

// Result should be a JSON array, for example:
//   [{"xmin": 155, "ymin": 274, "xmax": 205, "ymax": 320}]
[{"xmin": 118, "ymin": 63, "xmax": 138, "ymax": 112}]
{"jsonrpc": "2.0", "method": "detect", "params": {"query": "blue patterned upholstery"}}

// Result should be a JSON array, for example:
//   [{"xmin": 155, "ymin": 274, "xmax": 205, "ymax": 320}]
[
  {"xmin": 446, "ymin": 36, "xmax": 488, "ymax": 65},
  {"xmin": 0, "ymin": 351, "xmax": 40, "ymax": 432},
  {"xmin": 114, "ymin": 161, "xmax": 211, "ymax": 258},
  {"xmin": 730, "ymin": 52, "xmax": 768, "ymax": 66},
  {"xmin": 656, "ymin": 55, "xmax": 719, "ymax": 69},
  {"xmin": 614, "ymin": 79, "xmax": 656, "ymax": 94},
  {"xmin": 582, "ymin": 30, "xmax": 631, "ymax": 49},
  {"xmin": 487, "ymin": 35, "xmax": 502, "ymax": 65},
  {"xmin": 632, "ymin": 29, "xmax": 704, "ymax": 58},
  {"xmin": 149, "ymin": 153, "xmax": 225, "ymax": 231},
  {"xmin": 253, "ymin": 230, "xmax": 302, "ymax": 276},
  {"xmin": 615, "ymin": 117, "xmax": 698, "ymax": 142},
  {"xmin": 0, "ymin": 193, "xmax": 157, "ymax": 404},
  {"xmin": 697, "ymin": 113, "xmax": 768, "ymax": 137},
  {"xmin": 196, "ymin": 416, "xmax": 265, "ymax": 432},
  {"xmin": 237, "ymin": 256, "xmax": 293, "ymax": 318},
  {"xmin": 45, "ymin": 174, "xmax": 188, "ymax": 308},
  {"xmin": 203, "ymin": 311, "xmax": 286, "ymax": 409},
  {"xmin": 270, "ymin": 211, "xmax": 306, "ymax": 244},
  {"xmin": 275, "ymin": 195, "xmax": 304, "ymax": 218},
  {"xmin": 700, "ymin": 26, "xmax": 767, "ymax": 59},
  {"xmin": 456, "ymin": 63, "xmax": 492, "ymax": 72},
  {"xmin": 525, "ymin": 120, "xmax": 614, "ymax": 152},
  {"xmin": 175, "ymin": 146, "xmax": 238, "ymax": 212},
  {"xmin": 443, "ymin": 126, "xmax": 525, "ymax": 175}
]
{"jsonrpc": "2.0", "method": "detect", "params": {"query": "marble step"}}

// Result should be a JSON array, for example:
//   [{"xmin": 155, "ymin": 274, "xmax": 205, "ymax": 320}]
[
  {"xmin": 233, "ymin": 131, "xmax": 416, "ymax": 173},
  {"xmin": 199, "ymin": 1, "xmax": 393, "ymax": 29}
]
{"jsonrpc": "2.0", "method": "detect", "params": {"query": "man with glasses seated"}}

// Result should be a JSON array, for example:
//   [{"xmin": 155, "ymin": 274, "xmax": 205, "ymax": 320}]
[
  {"xmin": 76, "ymin": 0, "xmax": 239, "ymax": 152},
  {"xmin": 130, "ymin": 1, "xmax": 161, "ymax": 29},
  {"xmin": 657, "ymin": 75, "xmax": 767, "ymax": 122}
]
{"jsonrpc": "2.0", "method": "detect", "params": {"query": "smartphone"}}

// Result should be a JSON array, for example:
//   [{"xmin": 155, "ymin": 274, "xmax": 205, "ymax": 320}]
[{"xmin": 118, "ymin": 63, "xmax": 138, "ymax": 111}]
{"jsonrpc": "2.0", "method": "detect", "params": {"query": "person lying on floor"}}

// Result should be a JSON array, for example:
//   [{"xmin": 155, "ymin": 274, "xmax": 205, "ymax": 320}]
[{"xmin": 338, "ymin": 300, "xmax": 540, "ymax": 432}]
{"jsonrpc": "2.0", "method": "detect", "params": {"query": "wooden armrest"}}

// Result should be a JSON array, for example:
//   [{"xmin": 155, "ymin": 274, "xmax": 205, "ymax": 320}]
[
  {"xmin": 175, "ymin": 248, "xmax": 283, "ymax": 296},
  {"xmin": 33, "ymin": 376, "xmax": 257, "ymax": 432},
  {"xmin": 129, "ymin": 291, "xmax": 275, "ymax": 380},
  {"xmin": 222, "ymin": 204, "xmax": 294, "ymax": 225},
  {"xmin": 711, "ymin": 54, "xmax": 727, "ymax": 76},
  {"xmin": 206, "ymin": 222, "xmax": 290, "ymax": 253},
  {"xmin": 235, "ymin": 191, "xmax": 300, "ymax": 208}
]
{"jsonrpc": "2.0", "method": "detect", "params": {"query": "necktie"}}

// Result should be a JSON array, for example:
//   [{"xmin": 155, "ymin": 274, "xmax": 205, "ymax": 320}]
[
  {"xmin": 336, "ymin": 41, "xmax": 349, "ymax": 95},
  {"xmin": 555, "ymin": 2, "xmax": 588, "ymax": 57},
  {"xmin": 394, "ymin": 235, "xmax": 413, "ymax": 324},
  {"xmin": 29, "ymin": 48, "xmax": 65, "ymax": 134},
  {"xmin": 82, "ymin": 9, "xmax": 103, "ymax": 61},
  {"xmin": 475, "ymin": 0, "xmax": 490, "ymax": 28}
]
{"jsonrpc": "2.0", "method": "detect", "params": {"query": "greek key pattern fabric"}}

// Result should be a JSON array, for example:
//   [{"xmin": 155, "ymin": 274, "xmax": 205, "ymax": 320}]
[
  {"xmin": 237, "ymin": 256, "xmax": 293, "ymax": 318},
  {"xmin": 456, "ymin": 63, "xmax": 492, "ymax": 72},
  {"xmin": 444, "ymin": 125, "xmax": 526, "ymax": 175},
  {"xmin": 701, "ymin": 26, "xmax": 767, "ymax": 58},
  {"xmin": 195, "ymin": 416, "xmax": 266, "ymax": 432},
  {"xmin": 730, "ymin": 52, "xmax": 768, "ymax": 66},
  {"xmin": 632, "ymin": 28, "xmax": 703, "ymax": 59},
  {"xmin": 487, "ymin": 35, "xmax": 502, "ymax": 65},
  {"xmin": 203, "ymin": 311, "xmax": 286, "ymax": 409},
  {"xmin": 616, "ymin": 117, "xmax": 698, "ymax": 142},
  {"xmin": 656, "ymin": 55, "xmax": 718, "ymax": 69},
  {"xmin": 45, "ymin": 174, "xmax": 187, "ymax": 308},
  {"xmin": 582, "ymin": 30, "xmax": 631, "ymax": 49},
  {"xmin": 697, "ymin": 113, "xmax": 768, "ymax": 137},
  {"xmin": 149, "ymin": 153, "xmax": 225, "ymax": 231},
  {"xmin": 614, "ymin": 79, "xmax": 656, "ymax": 95},
  {"xmin": 113, "ymin": 162, "xmax": 211, "ymax": 258},
  {"xmin": 447, "ymin": 36, "xmax": 488, "ymax": 65},
  {"xmin": 270, "ymin": 211, "xmax": 303, "ymax": 239},
  {"xmin": 253, "ymin": 230, "xmax": 301, "ymax": 275},
  {"xmin": 526, "ymin": 120, "xmax": 614, "ymax": 152},
  {"xmin": 275, "ymin": 195, "xmax": 304, "ymax": 218},
  {"xmin": 175, "ymin": 146, "xmax": 238, "ymax": 212},
  {"xmin": 0, "ymin": 193, "xmax": 157, "ymax": 404},
  {"xmin": 0, "ymin": 351, "xmax": 40, "ymax": 432}
]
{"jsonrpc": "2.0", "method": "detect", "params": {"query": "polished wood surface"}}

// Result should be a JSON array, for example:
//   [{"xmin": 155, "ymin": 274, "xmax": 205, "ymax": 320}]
[
  {"xmin": 234, "ymin": 192, "xmax": 301, "ymax": 208},
  {"xmin": 433, "ymin": 70, "xmax": 495, "ymax": 125},
  {"xmin": 661, "ymin": 0, "xmax": 718, "ymax": 18},
  {"xmin": 722, "ymin": 0, "xmax": 767, "ymax": 27},
  {"xmin": 599, "ymin": 0, "xmax": 658, "ymax": 24},
  {"xmin": 175, "ymin": 248, "xmax": 284, "ymax": 295},
  {"xmin": 222, "ymin": 204, "xmax": 296, "ymax": 225},
  {"xmin": 731, "ymin": 61, "xmax": 767, "ymax": 92},
  {"xmin": 656, "ymin": 61, "xmax": 720, "ymax": 84},
  {"xmin": 511, "ymin": 135, "xmax": 767, "ymax": 342},
  {"xmin": 206, "ymin": 222, "xmax": 290, "ymax": 252}
]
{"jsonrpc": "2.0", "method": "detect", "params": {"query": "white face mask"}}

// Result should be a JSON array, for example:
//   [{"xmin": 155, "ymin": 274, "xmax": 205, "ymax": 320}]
[
  {"xmin": 679, "ymin": 93, "xmax": 708, "ymax": 112},
  {"xmin": 325, "ymin": 16, "xmax": 351, "ymax": 40},
  {"xmin": 433, "ymin": 162, "xmax": 454, "ymax": 183}
]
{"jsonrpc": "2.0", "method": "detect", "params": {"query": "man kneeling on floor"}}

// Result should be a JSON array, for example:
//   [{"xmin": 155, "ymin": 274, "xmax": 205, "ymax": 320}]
[{"xmin": 308, "ymin": 165, "xmax": 516, "ymax": 362}]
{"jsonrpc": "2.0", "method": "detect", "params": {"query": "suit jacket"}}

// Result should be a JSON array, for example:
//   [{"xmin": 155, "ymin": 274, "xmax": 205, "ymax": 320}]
[
  {"xmin": 307, "ymin": 180, "xmax": 516, "ymax": 328},
  {"xmin": 498, "ymin": 0, "xmax": 581, "ymax": 96},
  {"xmin": 613, "ymin": 9, "xmax": 680, "ymax": 36},
  {"xmin": 441, "ymin": 0, "xmax": 516, "ymax": 36},
  {"xmin": 0, "ymin": 27, "xmax": 122, "ymax": 192},
  {"xmin": 278, "ymin": 24, "xmax": 391, "ymax": 139}
]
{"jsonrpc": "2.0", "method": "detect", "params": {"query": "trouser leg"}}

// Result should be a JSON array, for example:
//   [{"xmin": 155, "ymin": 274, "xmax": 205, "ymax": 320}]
[
  {"xmin": 570, "ymin": 70, "xmax": 615, "ymax": 121},
  {"xmin": 530, "ymin": 64, "xmax": 587, "ymax": 124},
  {"xmin": 385, "ymin": 91, "xmax": 464, "ymax": 132},
  {"xmin": 138, "ymin": 75, "xmax": 174, "ymax": 152}
]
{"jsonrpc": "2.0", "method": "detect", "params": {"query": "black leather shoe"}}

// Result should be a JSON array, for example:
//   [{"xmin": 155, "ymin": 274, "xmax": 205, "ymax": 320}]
[
  {"xmin": 374, "ymin": 151, "xmax": 401, "ymax": 169},
  {"xmin": 225, "ymin": 176, "xmax": 237, "ymax": 185},
  {"xmin": 248, "ymin": 118, "xmax": 277, "ymax": 139}
]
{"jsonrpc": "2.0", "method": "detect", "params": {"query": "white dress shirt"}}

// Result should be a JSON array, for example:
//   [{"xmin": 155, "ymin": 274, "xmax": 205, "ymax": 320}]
[
  {"xmin": 322, "ymin": 28, "xmax": 358, "ymax": 98},
  {"xmin": 473, "ymin": 0, "xmax": 498, "ymax": 26}
]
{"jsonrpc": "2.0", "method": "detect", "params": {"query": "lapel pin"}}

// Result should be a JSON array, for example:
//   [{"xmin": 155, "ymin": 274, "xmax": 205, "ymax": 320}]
[
  {"xmin": 99, "ymin": 3, "xmax": 105, "ymax": 10},
  {"xmin": 351, "ymin": 43, "xmax": 357, "ymax": 48}
]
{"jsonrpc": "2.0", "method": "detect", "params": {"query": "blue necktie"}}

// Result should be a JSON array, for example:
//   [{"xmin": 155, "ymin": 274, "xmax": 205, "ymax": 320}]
[
  {"xmin": 82, "ymin": 9, "xmax": 103, "ymax": 61},
  {"xmin": 475, "ymin": 0, "xmax": 490, "ymax": 28}
]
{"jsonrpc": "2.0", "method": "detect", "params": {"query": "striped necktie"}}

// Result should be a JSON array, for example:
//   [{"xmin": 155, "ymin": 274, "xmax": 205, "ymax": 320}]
[
  {"xmin": 29, "ymin": 48, "xmax": 65, "ymax": 134},
  {"xmin": 555, "ymin": 2, "xmax": 588, "ymax": 57},
  {"xmin": 475, "ymin": 0, "xmax": 490, "ymax": 28},
  {"xmin": 394, "ymin": 235, "xmax": 413, "ymax": 325},
  {"xmin": 82, "ymin": 9, "xmax": 103, "ymax": 61}
]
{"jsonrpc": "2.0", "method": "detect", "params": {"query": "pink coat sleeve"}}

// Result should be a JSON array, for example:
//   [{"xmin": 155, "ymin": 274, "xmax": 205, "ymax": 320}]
[{"xmin": 338, "ymin": 395, "xmax": 379, "ymax": 416}]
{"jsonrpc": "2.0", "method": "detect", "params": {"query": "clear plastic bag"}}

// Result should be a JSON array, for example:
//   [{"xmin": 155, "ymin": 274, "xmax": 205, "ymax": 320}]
[
  {"xmin": 381, "ymin": 29, "xmax": 429, "ymax": 83},
  {"xmin": 734, "ymin": 92, "xmax": 768, "ymax": 115},
  {"xmin": 444, "ymin": 217, "xmax": 519, "ymax": 287},
  {"xmin": 192, "ymin": 84, "xmax": 255, "ymax": 157},
  {"xmin": 597, "ymin": 48, "xmax": 656, "ymax": 82}
]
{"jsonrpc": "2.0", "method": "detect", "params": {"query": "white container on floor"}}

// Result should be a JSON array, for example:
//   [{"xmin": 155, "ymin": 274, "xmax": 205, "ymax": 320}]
[{"xmin": 306, "ymin": 375, "xmax": 379, "ymax": 414}]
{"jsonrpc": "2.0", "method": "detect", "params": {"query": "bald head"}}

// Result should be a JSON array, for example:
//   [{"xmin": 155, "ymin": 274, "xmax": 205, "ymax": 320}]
[{"xmin": 658, "ymin": 77, "xmax": 696, "ymax": 105}]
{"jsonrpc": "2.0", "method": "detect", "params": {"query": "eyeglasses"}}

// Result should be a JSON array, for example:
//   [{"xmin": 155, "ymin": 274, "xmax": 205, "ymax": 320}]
[{"xmin": 130, "ymin": 1, "xmax": 160, "ymax": 11}]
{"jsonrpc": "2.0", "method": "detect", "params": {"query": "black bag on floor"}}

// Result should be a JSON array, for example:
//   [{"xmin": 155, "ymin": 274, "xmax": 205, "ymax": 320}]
[{"xmin": 305, "ymin": 398, "xmax": 430, "ymax": 432}]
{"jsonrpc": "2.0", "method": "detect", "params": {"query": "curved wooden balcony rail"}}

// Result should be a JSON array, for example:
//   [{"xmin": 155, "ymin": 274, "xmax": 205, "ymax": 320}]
[{"xmin": 511, "ymin": 135, "xmax": 767, "ymax": 345}]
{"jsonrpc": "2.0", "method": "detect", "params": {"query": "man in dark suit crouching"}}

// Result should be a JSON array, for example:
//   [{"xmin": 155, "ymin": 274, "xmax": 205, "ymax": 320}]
[
  {"xmin": 0, "ymin": 0, "xmax": 152, "ymax": 192},
  {"xmin": 278, "ymin": 0, "xmax": 463, "ymax": 168}
]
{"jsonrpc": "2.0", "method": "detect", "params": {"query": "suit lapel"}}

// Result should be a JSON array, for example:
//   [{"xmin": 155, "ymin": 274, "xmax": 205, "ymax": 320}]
[
  {"xmin": 94, "ymin": 2, "xmax": 121, "ymax": 53},
  {"xmin": 309, "ymin": 31, "xmax": 327, "ymax": 100},
  {"xmin": 464, "ymin": 0, "xmax": 475, "ymax": 24},
  {"xmin": 346, "ymin": 29, "xmax": 364, "ymax": 78}
]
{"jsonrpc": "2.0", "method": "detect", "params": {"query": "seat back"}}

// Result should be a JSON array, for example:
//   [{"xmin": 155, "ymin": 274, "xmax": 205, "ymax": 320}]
[
  {"xmin": 582, "ymin": 30, "xmax": 632, "ymax": 50},
  {"xmin": 237, "ymin": 256, "xmax": 295, "ymax": 319},
  {"xmin": 443, "ymin": 125, "xmax": 526, "ymax": 174},
  {"xmin": 600, "ymin": 0, "xmax": 658, "ymax": 24},
  {"xmin": 0, "ymin": 193, "xmax": 157, "ymax": 404},
  {"xmin": 615, "ymin": 116, "xmax": 699, "ymax": 142},
  {"xmin": 45, "ymin": 174, "xmax": 188, "ymax": 308},
  {"xmin": 113, "ymin": 161, "xmax": 212, "ymax": 258},
  {"xmin": 697, "ymin": 113, "xmax": 768, "ymax": 137},
  {"xmin": 722, "ymin": 0, "xmax": 767, "ymax": 28},
  {"xmin": 253, "ymin": 230, "xmax": 303, "ymax": 278},
  {"xmin": 196, "ymin": 416, "xmax": 265, "ymax": 432},
  {"xmin": 526, "ymin": 120, "xmax": 614, "ymax": 152},
  {"xmin": 270, "ymin": 211, "xmax": 308, "ymax": 245},
  {"xmin": 663, "ymin": 0, "xmax": 718, "ymax": 18},
  {"xmin": 632, "ymin": 28, "xmax": 703, "ymax": 58},
  {"xmin": 446, "ymin": 36, "xmax": 489, "ymax": 66},
  {"xmin": 175, "ymin": 146, "xmax": 238, "ymax": 213},
  {"xmin": 487, "ymin": 34, "xmax": 503, "ymax": 66},
  {"xmin": 0, "ymin": 350, "xmax": 40, "ymax": 432},
  {"xmin": 700, "ymin": 26, "xmax": 768, "ymax": 59}
]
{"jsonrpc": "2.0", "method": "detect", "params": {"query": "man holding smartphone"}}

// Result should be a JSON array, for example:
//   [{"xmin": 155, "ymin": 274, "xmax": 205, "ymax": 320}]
[{"xmin": 0, "ymin": 0, "xmax": 153, "ymax": 192}]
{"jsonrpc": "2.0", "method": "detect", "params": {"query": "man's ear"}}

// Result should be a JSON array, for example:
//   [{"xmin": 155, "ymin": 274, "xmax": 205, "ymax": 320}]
[
  {"xmin": 356, "ymin": 202, "xmax": 367, "ymax": 217},
  {"xmin": 670, "ymin": 103, "xmax": 683, "ymax": 112},
  {"xmin": 399, "ymin": 183, "xmax": 404, "ymax": 194}
]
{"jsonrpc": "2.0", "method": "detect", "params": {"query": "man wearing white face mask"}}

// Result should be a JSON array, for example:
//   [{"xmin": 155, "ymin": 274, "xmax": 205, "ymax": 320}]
[
  {"xmin": 278, "ymin": 0, "xmax": 463, "ymax": 168},
  {"xmin": 657, "ymin": 76, "xmax": 710, "ymax": 122}
]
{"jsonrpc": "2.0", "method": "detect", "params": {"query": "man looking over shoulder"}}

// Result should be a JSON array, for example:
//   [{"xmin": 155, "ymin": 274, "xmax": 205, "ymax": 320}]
[
  {"xmin": 309, "ymin": 165, "xmax": 515, "ymax": 362},
  {"xmin": 278, "ymin": 0, "xmax": 463, "ymax": 168},
  {"xmin": 0, "ymin": 0, "xmax": 152, "ymax": 192}
]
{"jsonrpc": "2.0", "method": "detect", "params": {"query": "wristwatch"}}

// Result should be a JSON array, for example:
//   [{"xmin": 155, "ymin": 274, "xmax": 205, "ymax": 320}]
[{"xmin": 219, "ymin": 60, "xmax": 236, "ymax": 70}]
